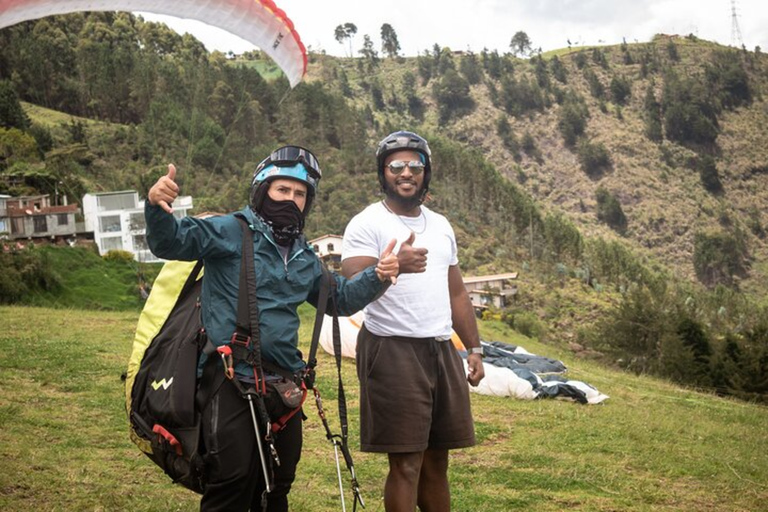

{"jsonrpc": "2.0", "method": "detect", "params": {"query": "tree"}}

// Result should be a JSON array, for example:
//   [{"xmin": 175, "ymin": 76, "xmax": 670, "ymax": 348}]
[
  {"xmin": 380, "ymin": 23, "xmax": 400, "ymax": 58},
  {"xmin": 550, "ymin": 55, "xmax": 568, "ymax": 83},
  {"xmin": 662, "ymin": 71, "xmax": 720, "ymax": 146},
  {"xmin": 510, "ymin": 31, "xmax": 532, "ymax": 57},
  {"xmin": 583, "ymin": 68, "xmax": 605, "ymax": 99},
  {"xmin": 432, "ymin": 69, "xmax": 473, "ymax": 123},
  {"xmin": 417, "ymin": 51, "xmax": 433, "ymax": 85},
  {"xmin": 402, "ymin": 71, "xmax": 423, "ymax": 118},
  {"xmin": 0, "ymin": 80, "xmax": 30, "ymax": 131},
  {"xmin": 358, "ymin": 35, "xmax": 380, "ymax": 72},
  {"xmin": 334, "ymin": 23, "xmax": 357, "ymax": 57},
  {"xmin": 644, "ymin": 85, "xmax": 663, "ymax": 142},
  {"xmin": 459, "ymin": 51, "xmax": 483, "ymax": 85},
  {"xmin": 0, "ymin": 127, "xmax": 39, "ymax": 170}
]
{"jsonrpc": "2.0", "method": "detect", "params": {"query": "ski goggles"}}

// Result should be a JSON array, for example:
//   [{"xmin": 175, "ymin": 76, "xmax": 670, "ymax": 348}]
[
  {"xmin": 265, "ymin": 146, "xmax": 322, "ymax": 180},
  {"xmin": 253, "ymin": 163, "xmax": 319, "ymax": 189},
  {"xmin": 386, "ymin": 160, "xmax": 426, "ymax": 175}
]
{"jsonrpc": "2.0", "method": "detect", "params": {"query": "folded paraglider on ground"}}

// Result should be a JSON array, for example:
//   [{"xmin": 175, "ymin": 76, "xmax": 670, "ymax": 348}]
[{"xmin": 319, "ymin": 311, "xmax": 609, "ymax": 405}]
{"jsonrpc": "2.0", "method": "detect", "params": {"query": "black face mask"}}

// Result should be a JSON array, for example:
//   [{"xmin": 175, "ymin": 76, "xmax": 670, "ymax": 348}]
[{"xmin": 259, "ymin": 196, "xmax": 305, "ymax": 246}]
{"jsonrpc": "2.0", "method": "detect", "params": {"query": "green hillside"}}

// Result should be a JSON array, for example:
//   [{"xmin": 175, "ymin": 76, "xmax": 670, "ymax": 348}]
[
  {"xmin": 0, "ymin": 245, "xmax": 160, "ymax": 311},
  {"xmin": 0, "ymin": 305, "xmax": 766, "ymax": 511},
  {"xmin": 1, "ymin": 14, "xmax": 766, "ymax": 400}
]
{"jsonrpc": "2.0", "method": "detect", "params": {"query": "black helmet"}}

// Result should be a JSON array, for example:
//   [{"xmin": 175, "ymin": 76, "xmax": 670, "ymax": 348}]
[
  {"xmin": 375, "ymin": 131, "xmax": 432, "ymax": 200},
  {"xmin": 250, "ymin": 145, "xmax": 322, "ymax": 214}
]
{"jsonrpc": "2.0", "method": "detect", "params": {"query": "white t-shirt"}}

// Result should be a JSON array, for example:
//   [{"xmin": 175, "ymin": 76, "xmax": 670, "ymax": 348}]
[{"xmin": 342, "ymin": 201, "xmax": 458, "ymax": 338}]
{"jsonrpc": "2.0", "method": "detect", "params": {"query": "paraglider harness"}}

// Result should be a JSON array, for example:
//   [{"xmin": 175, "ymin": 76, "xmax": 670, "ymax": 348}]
[{"xmin": 128, "ymin": 214, "xmax": 364, "ymax": 510}]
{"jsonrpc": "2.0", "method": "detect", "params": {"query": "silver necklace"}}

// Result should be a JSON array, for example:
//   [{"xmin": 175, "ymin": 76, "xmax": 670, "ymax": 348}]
[{"xmin": 381, "ymin": 200, "xmax": 427, "ymax": 235}]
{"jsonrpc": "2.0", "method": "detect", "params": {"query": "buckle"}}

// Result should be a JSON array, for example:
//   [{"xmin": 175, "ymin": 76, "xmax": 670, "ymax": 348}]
[{"xmin": 230, "ymin": 332, "xmax": 251, "ymax": 347}]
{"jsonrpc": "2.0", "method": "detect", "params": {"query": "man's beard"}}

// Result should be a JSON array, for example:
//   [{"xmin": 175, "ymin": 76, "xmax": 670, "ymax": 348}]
[{"xmin": 383, "ymin": 180, "xmax": 424, "ymax": 210}]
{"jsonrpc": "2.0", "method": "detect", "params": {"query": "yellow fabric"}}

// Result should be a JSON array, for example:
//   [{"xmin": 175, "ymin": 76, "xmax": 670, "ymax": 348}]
[
  {"xmin": 124, "ymin": 260, "xmax": 201, "ymax": 453},
  {"xmin": 451, "ymin": 331, "xmax": 465, "ymax": 351}
]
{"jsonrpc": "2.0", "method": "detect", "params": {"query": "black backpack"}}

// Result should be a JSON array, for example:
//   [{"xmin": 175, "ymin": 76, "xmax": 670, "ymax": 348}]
[
  {"xmin": 125, "ymin": 256, "xmax": 213, "ymax": 493},
  {"xmin": 124, "ymin": 216, "xmax": 359, "ymax": 502}
]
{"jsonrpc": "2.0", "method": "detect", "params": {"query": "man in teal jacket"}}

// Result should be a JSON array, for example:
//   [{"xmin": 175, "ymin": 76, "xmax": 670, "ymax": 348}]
[{"xmin": 146, "ymin": 145, "xmax": 398, "ymax": 512}]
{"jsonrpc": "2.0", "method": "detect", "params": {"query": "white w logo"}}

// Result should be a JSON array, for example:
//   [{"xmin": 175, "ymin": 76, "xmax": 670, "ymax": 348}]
[{"xmin": 151, "ymin": 377, "xmax": 174, "ymax": 391}]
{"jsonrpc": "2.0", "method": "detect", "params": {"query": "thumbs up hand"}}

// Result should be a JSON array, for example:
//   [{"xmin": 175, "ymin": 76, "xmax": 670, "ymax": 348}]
[
  {"xmin": 148, "ymin": 164, "xmax": 180, "ymax": 214},
  {"xmin": 397, "ymin": 231, "xmax": 428, "ymax": 274},
  {"xmin": 375, "ymin": 238, "xmax": 400, "ymax": 285}
]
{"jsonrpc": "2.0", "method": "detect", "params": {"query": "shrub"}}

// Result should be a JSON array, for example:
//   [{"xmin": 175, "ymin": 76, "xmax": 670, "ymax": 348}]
[
  {"xmin": 543, "ymin": 212, "xmax": 583, "ymax": 263},
  {"xmin": 578, "ymin": 139, "xmax": 612, "ymax": 177},
  {"xmin": 505, "ymin": 310, "xmax": 546, "ymax": 339},
  {"xmin": 666, "ymin": 40, "xmax": 679, "ymax": 61},
  {"xmin": 583, "ymin": 68, "xmax": 605, "ymax": 99},
  {"xmin": 662, "ymin": 71, "xmax": 720, "ymax": 146},
  {"xmin": 590, "ymin": 281, "xmax": 672, "ymax": 373},
  {"xmin": 496, "ymin": 115, "xmax": 519, "ymax": 155},
  {"xmin": 698, "ymin": 155, "xmax": 723, "ymax": 194},
  {"xmin": 644, "ymin": 86, "xmax": 663, "ymax": 142},
  {"xmin": 705, "ymin": 50, "xmax": 752, "ymax": 109},
  {"xmin": 499, "ymin": 75, "xmax": 546, "ymax": 117},
  {"xmin": 693, "ymin": 230, "xmax": 749, "ymax": 288},
  {"xmin": 591, "ymin": 48, "xmax": 609, "ymax": 68},
  {"xmin": 557, "ymin": 92, "xmax": 589, "ymax": 146},
  {"xmin": 584, "ymin": 237, "xmax": 652, "ymax": 286},
  {"xmin": 610, "ymin": 75, "xmax": 632, "ymax": 105},
  {"xmin": 0, "ymin": 246, "xmax": 61, "ymax": 304},
  {"xmin": 573, "ymin": 51, "xmax": 587, "ymax": 69},
  {"xmin": 595, "ymin": 187, "xmax": 628, "ymax": 234},
  {"xmin": 104, "ymin": 250, "xmax": 136, "ymax": 263}
]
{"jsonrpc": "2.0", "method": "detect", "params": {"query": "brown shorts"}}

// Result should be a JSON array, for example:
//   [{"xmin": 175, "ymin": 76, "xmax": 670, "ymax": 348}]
[{"xmin": 356, "ymin": 323, "xmax": 476, "ymax": 453}]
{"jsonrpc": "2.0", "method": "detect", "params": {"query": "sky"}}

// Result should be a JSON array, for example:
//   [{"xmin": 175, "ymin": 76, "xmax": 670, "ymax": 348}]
[{"xmin": 138, "ymin": 0, "xmax": 768, "ymax": 58}]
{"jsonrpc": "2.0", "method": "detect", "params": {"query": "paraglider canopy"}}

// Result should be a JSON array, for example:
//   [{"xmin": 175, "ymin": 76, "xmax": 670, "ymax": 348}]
[{"xmin": 0, "ymin": 0, "xmax": 307, "ymax": 87}]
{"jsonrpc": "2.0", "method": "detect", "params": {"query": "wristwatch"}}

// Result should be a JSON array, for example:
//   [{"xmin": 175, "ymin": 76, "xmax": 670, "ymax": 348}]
[{"xmin": 469, "ymin": 346, "xmax": 484, "ymax": 358}]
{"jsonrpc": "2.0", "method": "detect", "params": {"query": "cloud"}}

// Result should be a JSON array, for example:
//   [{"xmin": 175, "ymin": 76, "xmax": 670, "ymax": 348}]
[{"xmin": 517, "ymin": 0, "xmax": 652, "ymax": 25}]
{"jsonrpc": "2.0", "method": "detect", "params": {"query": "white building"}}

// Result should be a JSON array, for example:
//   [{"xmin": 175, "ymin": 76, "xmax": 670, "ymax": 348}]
[
  {"xmin": 82, "ymin": 190, "xmax": 193, "ymax": 262},
  {"xmin": 463, "ymin": 272, "xmax": 519, "ymax": 310},
  {"xmin": 309, "ymin": 234, "xmax": 343, "ymax": 271}
]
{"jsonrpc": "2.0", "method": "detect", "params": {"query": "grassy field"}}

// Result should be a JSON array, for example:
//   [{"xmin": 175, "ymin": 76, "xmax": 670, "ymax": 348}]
[{"xmin": 1, "ymin": 305, "xmax": 766, "ymax": 511}]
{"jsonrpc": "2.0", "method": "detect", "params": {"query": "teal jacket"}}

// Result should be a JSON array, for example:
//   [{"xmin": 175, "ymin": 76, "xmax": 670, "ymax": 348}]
[{"xmin": 145, "ymin": 204, "xmax": 384, "ymax": 377}]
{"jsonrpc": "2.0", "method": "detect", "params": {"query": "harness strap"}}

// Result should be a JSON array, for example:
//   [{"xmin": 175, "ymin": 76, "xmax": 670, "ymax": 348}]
[
  {"xmin": 309, "ymin": 266, "xmax": 365, "ymax": 510},
  {"xmin": 234, "ymin": 213, "xmax": 267, "ymax": 394},
  {"xmin": 306, "ymin": 264, "xmax": 332, "ymax": 376}
]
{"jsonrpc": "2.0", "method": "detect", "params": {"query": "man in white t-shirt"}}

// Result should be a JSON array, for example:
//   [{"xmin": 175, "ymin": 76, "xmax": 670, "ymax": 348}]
[{"xmin": 341, "ymin": 131, "xmax": 485, "ymax": 511}]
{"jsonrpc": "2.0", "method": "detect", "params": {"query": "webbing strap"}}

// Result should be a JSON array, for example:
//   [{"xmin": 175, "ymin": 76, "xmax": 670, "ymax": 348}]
[
  {"xmin": 329, "ymin": 291, "xmax": 349, "ymax": 441},
  {"xmin": 233, "ymin": 214, "xmax": 266, "ymax": 391},
  {"xmin": 307, "ymin": 265, "xmax": 332, "ymax": 372},
  {"xmin": 308, "ymin": 267, "xmax": 364, "ymax": 509}
]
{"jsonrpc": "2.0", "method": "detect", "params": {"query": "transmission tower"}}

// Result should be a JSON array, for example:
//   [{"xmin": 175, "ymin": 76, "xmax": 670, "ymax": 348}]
[{"xmin": 730, "ymin": 0, "xmax": 744, "ymax": 48}]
